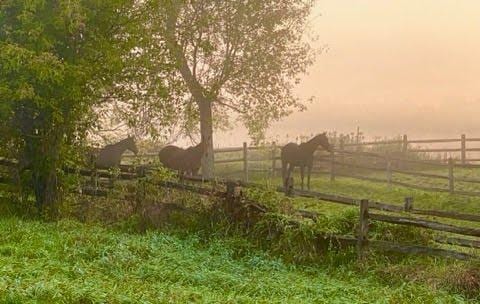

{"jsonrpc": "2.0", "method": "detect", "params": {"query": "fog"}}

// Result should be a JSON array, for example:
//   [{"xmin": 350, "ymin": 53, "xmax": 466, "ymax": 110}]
[{"xmin": 216, "ymin": 0, "xmax": 480, "ymax": 146}]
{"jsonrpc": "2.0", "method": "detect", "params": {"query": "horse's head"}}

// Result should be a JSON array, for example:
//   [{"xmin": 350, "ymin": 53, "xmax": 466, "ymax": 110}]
[
  {"xmin": 312, "ymin": 132, "xmax": 331, "ymax": 152},
  {"xmin": 126, "ymin": 136, "xmax": 139, "ymax": 155}
]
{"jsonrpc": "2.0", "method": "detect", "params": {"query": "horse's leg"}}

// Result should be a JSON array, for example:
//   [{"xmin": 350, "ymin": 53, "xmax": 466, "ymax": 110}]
[
  {"xmin": 282, "ymin": 160, "xmax": 287, "ymax": 188},
  {"xmin": 286, "ymin": 164, "xmax": 294, "ymax": 190},
  {"xmin": 307, "ymin": 165, "xmax": 312, "ymax": 191},
  {"xmin": 300, "ymin": 165, "xmax": 305, "ymax": 190}
]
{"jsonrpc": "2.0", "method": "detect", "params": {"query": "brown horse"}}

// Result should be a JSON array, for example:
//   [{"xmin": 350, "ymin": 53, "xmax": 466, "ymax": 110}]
[
  {"xmin": 158, "ymin": 142, "xmax": 204, "ymax": 176},
  {"xmin": 90, "ymin": 136, "xmax": 138, "ymax": 169},
  {"xmin": 281, "ymin": 133, "xmax": 331, "ymax": 191}
]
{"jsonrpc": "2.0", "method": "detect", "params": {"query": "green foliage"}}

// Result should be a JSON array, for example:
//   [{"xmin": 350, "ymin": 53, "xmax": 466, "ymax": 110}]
[
  {"xmin": 111, "ymin": 0, "xmax": 316, "ymax": 143},
  {"xmin": 0, "ymin": 216, "xmax": 473, "ymax": 303},
  {"xmin": 0, "ymin": 0, "xmax": 151, "ymax": 213}
]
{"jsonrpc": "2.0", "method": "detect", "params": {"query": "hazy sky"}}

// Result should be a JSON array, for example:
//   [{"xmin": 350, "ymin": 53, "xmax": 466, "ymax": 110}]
[{"xmin": 216, "ymin": 0, "xmax": 480, "ymax": 146}]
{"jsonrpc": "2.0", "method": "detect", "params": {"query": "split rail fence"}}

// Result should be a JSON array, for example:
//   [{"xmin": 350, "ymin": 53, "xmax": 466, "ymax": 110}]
[
  {"xmin": 0, "ymin": 158, "xmax": 479, "ymax": 261},
  {"xmin": 123, "ymin": 134, "xmax": 480, "ymax": 196}
]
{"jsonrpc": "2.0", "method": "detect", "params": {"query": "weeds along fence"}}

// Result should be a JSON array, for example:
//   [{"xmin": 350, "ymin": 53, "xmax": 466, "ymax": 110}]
[
  {"xmin": 161, "ymin": 175, "xmax": 480, "ymax": 261},
  {"xmin": 0, "ymin": 159, "xmax": 479, "ymax": 261}
]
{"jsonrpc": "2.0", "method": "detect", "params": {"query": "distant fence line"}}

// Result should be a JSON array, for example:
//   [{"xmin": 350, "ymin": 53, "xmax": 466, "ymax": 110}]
[{"xmin": 125, "ymin": 133, "xmax": 480, "ymax": 164}]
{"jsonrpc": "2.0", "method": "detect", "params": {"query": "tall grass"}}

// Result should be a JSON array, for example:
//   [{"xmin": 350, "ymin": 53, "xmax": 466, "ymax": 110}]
[{"xmin": 0, "ymin": 217, "xmax": 474, "ymax": 303}]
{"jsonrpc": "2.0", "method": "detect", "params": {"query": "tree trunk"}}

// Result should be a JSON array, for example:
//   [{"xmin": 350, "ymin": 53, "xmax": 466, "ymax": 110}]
[
  {"xmin": 33, "ymin": 164, "xmax": 58, "ymax": 218},
  {"xmin": 199, "ymin": 99, "xmax": 214, "ymax": 178}
]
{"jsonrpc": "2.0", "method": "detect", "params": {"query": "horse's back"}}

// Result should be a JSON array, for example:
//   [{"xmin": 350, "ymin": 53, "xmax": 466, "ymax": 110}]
[
  {"xmin": 159, "ymin": 145, "xmax": 185, "ymax": 169},
  {"xmin": 95, "ymin": 147, "xmax": 120, "ymax": 168},
  {"xmin": 281, "ymin": 143, "xmax": 300, "ymax": 161}
]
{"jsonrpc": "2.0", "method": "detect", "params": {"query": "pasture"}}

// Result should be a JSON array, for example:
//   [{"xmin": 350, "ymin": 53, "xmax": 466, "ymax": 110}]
[
  {"xmin": 2, "ymin": 136, "xmax": 480, "ymax": 302},
  {"xmin": 0, "ymin": 217, "xmax": 476, "ymax": 303}
]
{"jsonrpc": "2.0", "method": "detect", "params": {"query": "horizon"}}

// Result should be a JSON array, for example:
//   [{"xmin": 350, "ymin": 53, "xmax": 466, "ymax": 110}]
[{"xmin": 214, "ymin": 0, "xmax": 480, "ymax": 147}]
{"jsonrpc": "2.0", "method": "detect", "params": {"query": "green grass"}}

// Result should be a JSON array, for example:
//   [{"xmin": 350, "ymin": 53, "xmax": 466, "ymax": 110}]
[{"xmin": 0, "ymin": 217, "xmax": 474, "ymax": 303}]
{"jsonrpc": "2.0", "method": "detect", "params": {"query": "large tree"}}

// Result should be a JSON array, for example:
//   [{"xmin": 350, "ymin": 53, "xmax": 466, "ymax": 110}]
[
  {"xmin": 0, "ymin": 0, "xmax": 154, "ymax": 215},
  {"xmin": 113, "ymin": 0, "xmax": 316, "ymax": 178}
]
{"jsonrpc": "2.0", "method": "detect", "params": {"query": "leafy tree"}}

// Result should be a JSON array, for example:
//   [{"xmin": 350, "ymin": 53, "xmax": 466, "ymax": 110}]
[
  {"xmin": 113, "ymin": 0, "xmax": 316, "ymax": 178},
  {"xmin": 0, "ymin": 0, "xmax": 153, "ymax": 215}
]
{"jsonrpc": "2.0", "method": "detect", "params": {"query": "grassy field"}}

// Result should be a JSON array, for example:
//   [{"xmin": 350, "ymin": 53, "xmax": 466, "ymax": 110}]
[
  {"xmin": 2, "ymin": 153, "xmax": 480, "ymax": 303},
  {"xmin": 0, "ymin": 217, "xmax": 475, "ymax": 304}
]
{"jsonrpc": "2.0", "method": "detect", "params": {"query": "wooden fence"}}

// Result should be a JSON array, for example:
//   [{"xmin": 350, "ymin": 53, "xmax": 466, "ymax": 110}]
[
  {"xmin": 1, "ymin": 158, "xmax": 479, "ymax": 261},
  {"xmin": 182, "ymin": 134, "xmax": 480, "ymax": 196},
  {"xmin": 183, "ymin": 175, "xmax": 480, "ymax": 260}
]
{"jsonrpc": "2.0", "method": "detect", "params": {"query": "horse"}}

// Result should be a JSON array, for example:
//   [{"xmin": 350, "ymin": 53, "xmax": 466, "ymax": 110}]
[
  {"xmin": 90, "ymin": 136, "xmax": 138, "ymax": 169},
  {"xmin": 158, "ymin": 142, "xmax": 204, "ymax": 176},
  {"xmin": 281, "ymin": 133, "xmax": 331, "ymax": 191}
]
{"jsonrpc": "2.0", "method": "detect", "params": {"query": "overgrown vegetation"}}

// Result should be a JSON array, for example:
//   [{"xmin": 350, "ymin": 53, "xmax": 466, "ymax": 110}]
[{"xmin": 0, "ymin": 216, "xmax": 477, "ymax": 303}]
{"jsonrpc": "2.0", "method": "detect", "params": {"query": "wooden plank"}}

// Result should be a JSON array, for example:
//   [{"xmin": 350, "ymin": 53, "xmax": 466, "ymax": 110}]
[
  {"xmin": 461, "ymin": 134, "xmax": 466, "ymax": 165},
  {"xmin": 243, "ymin": 142, "xmax": 248, "ymax": 182},
  {"xmin": 214, "ymin": 158, "xmax": 244, "ymax": 164},
  {"xmin": 368, "ymin": 240, "xmax": 475, "ymax": 260},
  {"xmin": 343, "ymin": 140, "xmax": 403, "ymax": 146},
  {"xmin": 453, "ymin": 190, "xmax": 480, "ymax": 197},
  {"xmin": 465, "ymin": 148, "xmax": 480, "ymax": 152},
  {"xmin": 388, "ymin": 157, "xmax": 448, "ymax": 167},
  {"xmin": 434, "ymin": 236, "xmax": 480, "ymax": 249},
  {"xmin": 454, "ymin": 176, "xmax": 480, "ymax": 184},
  {"xmin": 357, "ymin": 199, "xmax": 369, "ymax": 259},
  {"xmin": 330, "ymin": 150, "xmax": 335, "ymax": 181},
  {"xmin": 412, "ymin": 208, "xmax": 480, "ymax": 222},
  {"xmin": 408, "ymin": 138, "xmax": 461, "ymax": 144},
  {"xmin": 333, "ymin": 161, "xmax": 386, "ymax": 172},
  {"xmin": 81, "ymin": 187, "xmax": 108, "ymax": 197},
  {"xmin": 63, "ymin": 167, "xmax": 138, "ymax": 180},
  {"xmin": 390, "ymin": 168, "xmax": 449, "ymax": 180},
  {"xmin": 370, "ymin": 213, "xmax": 480, "ymax": 237},
  {"xmin": 390, "ymin": 180, "xmax": 450, "ymax": 193},
  {"xmin": 214, "ymin": 147, "xmax": 243, "ymax": 153},
  {"xmin": 408, "ymin": 148, "xmax": 462, "ymax": 153},
  {"xmin": 454, "ymin": 163, "xmax": 480, "ymax": 169}
]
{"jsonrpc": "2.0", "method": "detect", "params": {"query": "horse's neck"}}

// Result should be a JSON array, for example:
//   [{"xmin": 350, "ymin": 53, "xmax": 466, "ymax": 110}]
[
  {"xmin": 299, "ymin": 140, "xmax": 319, "ymax": 155},
  {"xmin": 109, "ymin": 140, "xmax": 129, "ymax": 154}
]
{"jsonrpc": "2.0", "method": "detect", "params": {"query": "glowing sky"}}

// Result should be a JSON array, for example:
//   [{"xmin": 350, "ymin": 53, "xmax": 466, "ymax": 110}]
[{"xmin": 216, "ymin": 0, "xmax": 480, "ymax": 146}]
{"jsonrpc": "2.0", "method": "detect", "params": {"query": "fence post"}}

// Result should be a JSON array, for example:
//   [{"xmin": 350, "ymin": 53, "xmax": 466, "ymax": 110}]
[
  {"xmin": 243, "ymin": 142, "xmax": 248, "ymax": 182},
  {"xmin": 386, "ymin": 152, "xmax": 392, "ymax": 186},
  {"xmin": 357, "ymin": 199, "xmax": 369, "ymax": 260},
  {"xmin": 330, "ymin": 149, "xmax": 335, "ymax": 181},
  {"xmin": 448, "ymin": 158, "xmax": 454, "ymax": 193},
  {"xmin": 401, "ymin": 134, "xmax": 408, "ymax": 170},
  {"xmin": 339, "ymin": 137, "xmax": 345, "ymax": 166},
  {"xmin": 271, "ymin": 142, "xmax": 277, "ymax": 178},
  {"xmin": 461, "ymin": 134, "xmax": 466, "ymax": 165},
  {"xmin": 404, "ymin": 197, "xmax": 413, "ymax": 212}
]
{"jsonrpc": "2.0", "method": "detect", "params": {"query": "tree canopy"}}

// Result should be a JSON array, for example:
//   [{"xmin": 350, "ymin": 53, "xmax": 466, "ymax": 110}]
[
  {"xmin": 0, "ymin": 0, "xmax": 152, "ymax": 214},
  {"xmin": 0, "ymin": 0, "xmax": 317, "ymax": 212},
  {"xmin": 111, "ymin": 0, "xmax": 316, "ymax": 177}
]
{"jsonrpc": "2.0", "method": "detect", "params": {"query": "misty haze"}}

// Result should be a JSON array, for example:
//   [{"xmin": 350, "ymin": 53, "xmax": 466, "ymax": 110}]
[{"xmin": 1, "ymin": 1, "xmax": 480, "ymax": 303}]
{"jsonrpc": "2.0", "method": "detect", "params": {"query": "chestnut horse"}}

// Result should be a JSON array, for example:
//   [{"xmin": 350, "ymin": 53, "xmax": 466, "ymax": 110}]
[
  {"xmin": 281, "ymin": 133, "xmax": 331, "ymax": 190},
  {"xmin": 158, "ymin": 142, "xmax": 204, "ymax": 176},
  {"xmin": 90, "ymin": 136, "xmax": 138, "ymax": 169}
]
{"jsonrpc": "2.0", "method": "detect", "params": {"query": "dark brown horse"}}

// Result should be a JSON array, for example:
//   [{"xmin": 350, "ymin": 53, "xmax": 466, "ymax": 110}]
[
  {"xmin": 158, "ymin": 142, "xmax": 204, "ymax": 176},
  {"xmin": 90, "ymin": 136, "xmax": 138, "ymax": 169},
  {"xmin": 281, "ymin": 133, "xmax": 331, "ymax": 191}
]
